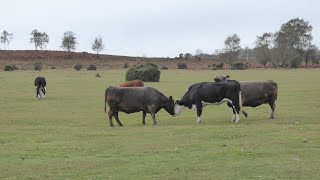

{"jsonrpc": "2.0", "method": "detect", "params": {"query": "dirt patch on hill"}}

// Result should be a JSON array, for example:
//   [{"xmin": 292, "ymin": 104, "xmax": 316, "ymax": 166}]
[{"xmin": 0, "ymin": 50, "xmax": 222, "ymax": 70}]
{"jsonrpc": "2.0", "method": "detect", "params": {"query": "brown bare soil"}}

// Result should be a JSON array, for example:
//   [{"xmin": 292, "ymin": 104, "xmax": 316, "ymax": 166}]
[{"xmin": 0, "ymin": 50, "xmax": 218, "ymax": 70}]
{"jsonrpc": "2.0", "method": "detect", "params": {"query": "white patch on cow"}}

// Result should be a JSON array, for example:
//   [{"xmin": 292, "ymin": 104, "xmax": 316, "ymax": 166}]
[
  {"xmin": 174, "ymin": 104, "xmax": 185, "ymax": 116},
  {"xmin": 235, "ymin": 113, "xmax": 240, "ymax": 123},
  {"xmin": 196, "ymin": 116, "xmax": 201, "ymax": 123},
  {"xmin": 202, "ymin": 98, "xmax": 233, "ymax": 107}
]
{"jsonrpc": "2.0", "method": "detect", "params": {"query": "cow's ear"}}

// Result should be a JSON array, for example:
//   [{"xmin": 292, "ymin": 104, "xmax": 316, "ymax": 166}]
[
  {"xmin": 175, "ymin": 100, "xmax": 179, "ymax": 104},
  {"xmin": 169, "ymin": 96, "xmax": 172, "ymax": 101}
]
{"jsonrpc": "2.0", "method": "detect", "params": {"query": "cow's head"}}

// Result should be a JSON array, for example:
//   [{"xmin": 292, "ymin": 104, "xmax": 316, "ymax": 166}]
[
  {"xmin": 164, "ymin": 96, "xmax": 175, "ymax": 116},
  {"xmin": 213, "ymin": 75, "xmax": 230, "ymax": 82}
]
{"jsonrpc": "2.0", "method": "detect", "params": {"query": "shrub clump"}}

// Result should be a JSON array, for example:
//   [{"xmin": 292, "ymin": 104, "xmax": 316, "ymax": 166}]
[
  {"xmin": 87, "ymin": 64, "xmax": 97, "ymax": 70},
  {"xmin": 95, "ymin": 73, "xmax": 101, "ymax": 77},
  {"xmin": 51, "ymin": 66, "xmax": 57, "ymax": 69},
  {"xmin": 4, "ymin": 65, "xmax": 19, "ymax": 71},
  {"xmin": 74, "ymin": 64, "xmax": 83, "ymax": 71},
  {"xmin": 208, "ymin": 63, "xmax": 224, "ymax": 70},
  {"xmin": 125, "ymin": 64, "xmax": 160, "ymax": 82},
  {"xmin": 231, "ymin": 62, "xmax": 247, "ymax": 70},
  {"xmin": 123, "ymin": 63, "xmax": 129, "ymax": 68},
  {"xmin": 33, "ymin": 62, "xmax": 43, "ymax": 71},
  {"xmin": 177, "ymin": 62, "xmax": 188, "ymax": 69}
]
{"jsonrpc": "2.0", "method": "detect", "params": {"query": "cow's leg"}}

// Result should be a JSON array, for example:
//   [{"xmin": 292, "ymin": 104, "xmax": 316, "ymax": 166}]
[
  {"xmin": 227, "ymin": 102, "xmax": 236, "ymax": 122},
  {"xmin": 113, "ymin": 112, "xmax": 123, "ymax": 126},
  {"xmin": 108, "ymin": 110, "xmax": 115, "ymax": 127},
  {"xmin": 36, "ymin": 86, "xmax": 40, "ymax": 98},
  {"xmin": 142, "ymin": 111, "xmax": 147, "ymax": 125},
  {"xmin": 151, "ymin": 113, "xmax": 157, "ymax": 125},
  {"xmin": 242, "ymin": 110, "xmax": 248, "ymax": 118},
  {"xmin": 269, "ymin": 102, "xmax": 276, "ymax": 119},
  {"xmin": 196, "ymin": 101, "xmax": 202, "ymax": 123}
]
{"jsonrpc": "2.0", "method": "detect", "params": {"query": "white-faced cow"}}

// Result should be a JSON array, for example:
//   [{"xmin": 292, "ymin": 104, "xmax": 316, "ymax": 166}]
[
  {"xmin": 34, "ymin": 76, "xmax": 47, "ymax": 99},
  {"xmin": 213, "ymin": 75, "xmax": 278, "ymax": 118},
  {"xmin": 104, "ymin": 86, "xmax": 175, "ymax": 127},
  {"xmin": 174, "ymin": 80, "xmax": 242, "ymax": 123}
]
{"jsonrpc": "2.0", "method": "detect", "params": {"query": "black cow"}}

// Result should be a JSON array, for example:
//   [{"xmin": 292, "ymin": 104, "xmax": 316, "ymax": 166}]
[
  {"xmin": 34, "ymin": 76, "xmax": 47, "ymax": 99},
  {"xmin": 104, "ymin": 86, "xmax": 175, "ymax": 127},
  {"xmin": 213, "ymin": 75, "xmax": 278, "ymax": 118},
  {"xmin": 175, "ymin": 80, "xmax": 242, "ymax": 123}
]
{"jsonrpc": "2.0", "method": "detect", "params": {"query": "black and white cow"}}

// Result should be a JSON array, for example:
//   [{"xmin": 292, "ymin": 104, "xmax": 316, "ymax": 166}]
[
  {"xmin": 213, "ymin": 75, "xmax": 278, "ymax": 118},
  {"xmin": 34, "ymin": 76, "xmax": 47, "ymax": 99},
  {"xmin": 174, "ymin": 80, "xmax": 242, "ymax": 123},
  {"xmin": 104, "ymin": 86, "xmax": 175, "ymax": 127}
]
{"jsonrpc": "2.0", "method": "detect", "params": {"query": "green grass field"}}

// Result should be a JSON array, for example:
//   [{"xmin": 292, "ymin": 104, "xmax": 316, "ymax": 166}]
[{"xmin": 0, "ymin": 69, "xmax": 319, "ymax": 179}]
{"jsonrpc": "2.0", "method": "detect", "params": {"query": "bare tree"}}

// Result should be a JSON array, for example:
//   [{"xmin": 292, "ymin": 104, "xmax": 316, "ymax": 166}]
[
  {"xmin": 61, "ymin": 31, "xmax": 77, "ymax": 52},
  {"xmin": 30, "ymin": 29, "xmax": 49, "ymax": 50},
  {"xmin": 224, "ymin": 34, "xmax": 241, "ymax": 67},
  {"xmin": 91, "ymin": 36, "xmax": 104, "ymax": 54},
  {"xmin": 254, "ymin": 33, "xmax": 273, "ymax": 67},
  {"xmin": 1, "ymin": 30, "xmax": 13, "ymax": 50}
]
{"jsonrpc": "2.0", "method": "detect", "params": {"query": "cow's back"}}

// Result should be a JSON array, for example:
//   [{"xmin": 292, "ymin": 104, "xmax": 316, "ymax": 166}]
[
  {"xmin": 106, "ymin": 86, "xmax": 163, "ymax": 113},
  {"xmin": 240, "ymin": 80, "xmax": 277, "ymax": 106}
]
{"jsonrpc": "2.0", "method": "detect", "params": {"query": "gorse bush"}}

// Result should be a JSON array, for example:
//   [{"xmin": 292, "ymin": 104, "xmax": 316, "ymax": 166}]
[
  {"xmin": 4, "ymin": 65, "xmax": 18, "ymax": 71},
  {"xmin": 33, "ymin": 62, "xmax": 43, "ymax": 71},
  {"xmin": 125, "ymin": 64, "xmax": 160, "ymax": 82},
  {"xmin": 177, "ymin": 62, "xmax": 187, "ymax": 69},
  {"xmin": 74, "ymin": 64, "xmax": 83, "ymax": 71},
  {"xmin": 231, "ymin": 62, "xmax": 247, "ymax": 70},
  {"xmin": 87, "ymin": 64, "xmax": 97, "ymax": 70},
  {"xmin": 123, "ymin": 63, "xmax": 129, "ymax": 68},
  {"xmin": 208, "ymin": 63, "xmax": 224, "ymax": 70}
]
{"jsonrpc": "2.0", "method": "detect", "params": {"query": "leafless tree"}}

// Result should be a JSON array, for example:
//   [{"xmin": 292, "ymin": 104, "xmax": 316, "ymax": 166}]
[
  {"xmin": 91, "ymin": 36, "xmax": 104, "ymax": 54},
  {"xmin": 1, "ymin": 30, "xmax": 13, "ymax": 50},
  {"xmin": 224, "ymin": 34, "xmax": 241, "ymax": 67},
  {"xmin": 30, "ymin": 29, "xmax": 49, "ymax": 50}
]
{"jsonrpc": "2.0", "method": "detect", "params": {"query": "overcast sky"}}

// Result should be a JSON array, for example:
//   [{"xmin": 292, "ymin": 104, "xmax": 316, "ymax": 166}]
[{"xmin": 0, "ymin": 0, "xmax": 319, "ymax": 57}]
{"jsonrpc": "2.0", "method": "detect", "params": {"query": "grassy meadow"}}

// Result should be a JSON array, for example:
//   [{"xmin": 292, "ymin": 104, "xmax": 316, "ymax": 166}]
[{"xmin": 0, "ymin": 69, "xmax": 319, "ymax": 179}]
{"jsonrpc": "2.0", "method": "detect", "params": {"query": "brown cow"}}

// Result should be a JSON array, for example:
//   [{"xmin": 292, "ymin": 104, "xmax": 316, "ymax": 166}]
[{"xmin": 120, "ymin": 80, "xmax": 144, "ymax": 87}]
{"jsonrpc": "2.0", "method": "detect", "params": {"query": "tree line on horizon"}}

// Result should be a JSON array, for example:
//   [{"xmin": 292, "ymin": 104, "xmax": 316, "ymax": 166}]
[{"xmin": 1, "ymin": 18, "xmax": 320, "ymax": 68}]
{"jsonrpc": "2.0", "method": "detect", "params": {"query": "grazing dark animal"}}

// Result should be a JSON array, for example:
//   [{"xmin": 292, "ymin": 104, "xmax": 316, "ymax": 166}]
[
  {"xmin": 120, "ymin": 80, "xmax": 144, "ymax": 87},
  {"xmin": 213, "ymin": 75, "xmax": 278, "ymax": 118},
  {"xmin": 175, "ymin": 80, "xmax": 242, "ymax": 123},
  {"xmin": 105, "ymin": 86, "xmax": 175, "ymax": 127},
  {"xmin": 34, "ymin": 76, "xmax": 47, "ymax": 99}
]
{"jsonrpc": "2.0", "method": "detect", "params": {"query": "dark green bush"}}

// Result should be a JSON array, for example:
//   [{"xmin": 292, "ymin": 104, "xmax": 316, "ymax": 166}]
[
  {"xmin": 231, "ymin": 62, "xmax": 247, "ymax": 70},
  {"xmin": 87, "ymin": 64, "xmax": 97, "ymax": 70},
  {"xmin": 177, "ymin": 62, "xmax": 188, "ymax": 69},
  {"xmin": 123, "ymin": 63, "xmax": 129, "ymax": 68},
  {"xmin": 125, "ymin": 65, "xmax": 160, "ymax": 82},
  {"xmin": 290, "ymin": 57, "xmax": 301, "ymax": 68},
  {"xmin": 136, "ymin": 63, "xmax": 158, "ymax": 69},
  {"xmin": 4, "ymin": 65, "xmax": 18, "ymax": 71},
  {"xmin": 95, "ymin": 73, "xmax": 101, "ymax": 77},
  {"xmin": 51, "ymin": 66, "xmax": 56, "ymax": 69},
  {"xmin": 74, "ymin": 64, "xmax": 83, "ymax": 71},
  {"xmin": 33, "ymin": 62, "xmax": 43, "ymax": 71},
  {"xmin": 216, "ymin": 63, "xmax": 224, "ymax": 69}
]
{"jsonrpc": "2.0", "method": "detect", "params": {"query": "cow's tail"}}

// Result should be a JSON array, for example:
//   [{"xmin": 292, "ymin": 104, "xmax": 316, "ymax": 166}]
[
  {"xmin": 104, "ymin": 88, "xmax": 108, "ymax": 113},
  {"xmin": 239, "ymin": 90, "xmax": 242, "ymax": 113}
]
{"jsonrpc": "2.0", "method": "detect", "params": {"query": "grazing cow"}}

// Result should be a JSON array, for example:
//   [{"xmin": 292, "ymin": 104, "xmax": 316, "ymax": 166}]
[
  {"xmin": 174, "ymin": 80, "xmax": 242, "ymax": 123},
  {"xmin": 105, "ymin": 86, "xmax": 175, "ymax": 127},
  {"xmin": 213, "ymin": 75, "xmax": 278, "ymax": 118},
  {"xmin": 34, "ymin": 76, "xmax": 47, "ymax": 99},
  {"xmin": 120, "ymin": 80, "xmax": 144, "ymax": 87}
]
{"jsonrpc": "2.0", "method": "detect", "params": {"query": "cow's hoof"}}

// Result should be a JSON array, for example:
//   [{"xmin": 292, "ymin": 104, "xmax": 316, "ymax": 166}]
[
  {"xmin": 119, "ymin": 124, "xmax": 124, "ymax": 127},
  {"xmin": 110, "ymin": 124, "xmax": 115, "ymax": 127}
]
